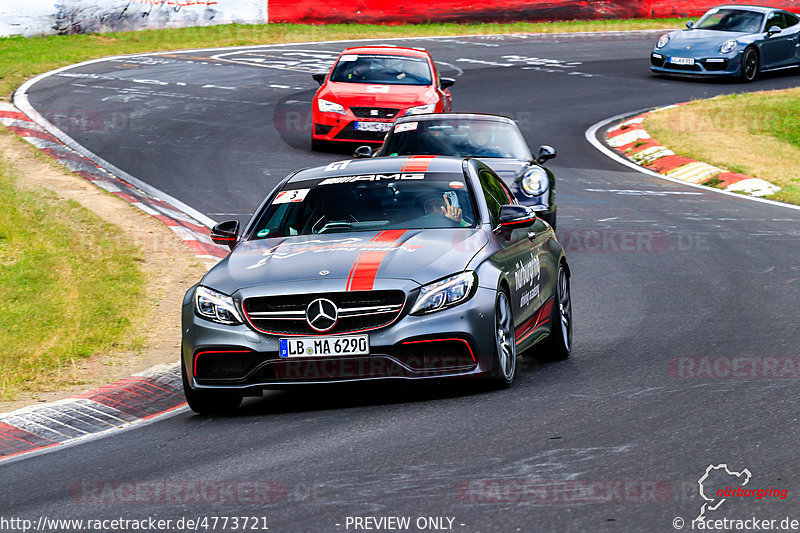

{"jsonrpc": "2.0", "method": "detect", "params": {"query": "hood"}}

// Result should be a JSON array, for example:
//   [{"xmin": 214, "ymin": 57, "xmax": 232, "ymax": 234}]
[
  {"xmin": 320, "ymin": 81, "xmax": 436, "ymax": 109},
  {"xmin": 662, "ymin": 29, "xmax": 748, "ymax": 53},
  {"xmin": 202, "ymin": 228, "xmax": 489, "ymax": 295},
  {"xmin": 477, "ymin": 158, "xmax": 529, "ymax": 181}
]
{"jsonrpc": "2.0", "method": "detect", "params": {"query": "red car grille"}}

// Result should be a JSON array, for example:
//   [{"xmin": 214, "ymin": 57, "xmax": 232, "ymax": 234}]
[{"xmin": 350, "ymin": 107, "xmax": 400, "ymax": 119}]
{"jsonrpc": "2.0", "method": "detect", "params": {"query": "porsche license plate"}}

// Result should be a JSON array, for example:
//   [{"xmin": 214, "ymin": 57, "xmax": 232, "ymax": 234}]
[
  {"xmin": 669, "ymin": 57, "xmax": 695, "ymax": 65},
  {"xmin": 354, "ymin": 121, "xmax": 392, "ymax": 132},
  {"xmin": 279, "ymin": 335, "xmax": 369, "ymax": 358}
]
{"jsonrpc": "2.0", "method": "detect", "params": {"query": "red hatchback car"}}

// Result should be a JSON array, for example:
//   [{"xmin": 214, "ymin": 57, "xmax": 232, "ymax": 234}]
[{"xmin": 311, "ymin": 46, "xmax": 455, "ymax": 149}]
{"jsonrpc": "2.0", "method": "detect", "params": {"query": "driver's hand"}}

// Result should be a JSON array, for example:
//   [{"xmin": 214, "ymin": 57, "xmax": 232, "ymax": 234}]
[{"xmin": 440, "ymin": 194, "xmax": 463, "ymax": 224}]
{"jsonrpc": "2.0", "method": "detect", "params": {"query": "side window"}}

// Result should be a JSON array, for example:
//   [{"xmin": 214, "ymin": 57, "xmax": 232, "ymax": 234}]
[
  {"xmin": 479, "ymin": 169, "xmax": 513, "ymax": 225},
  {"xmin": 785, "ymin": 13, "xmax": 800, "ymax": 27},
  {"xmin": 767, "ymin": 12, "xmax": 787, "ymax": 30}
]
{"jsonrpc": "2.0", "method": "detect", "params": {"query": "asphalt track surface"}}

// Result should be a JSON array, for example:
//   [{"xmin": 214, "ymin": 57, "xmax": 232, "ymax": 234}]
[{"xmin": 4, "ymin": 32, "xmax": 800, "ymax": 532}]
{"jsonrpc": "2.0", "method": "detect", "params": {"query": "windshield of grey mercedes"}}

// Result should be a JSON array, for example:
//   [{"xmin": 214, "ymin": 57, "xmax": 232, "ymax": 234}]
[
  {"xmin": 379, "ymin": 118, "xmax": 532, "ymax": 160},
  {"xmin": 249, "ymin": 172, "xmax": 478, "ymax": 239}
]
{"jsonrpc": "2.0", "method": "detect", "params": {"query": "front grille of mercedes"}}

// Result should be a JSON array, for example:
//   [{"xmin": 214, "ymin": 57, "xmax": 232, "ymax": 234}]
[{"xmin": 243, "ymin": 291, "xmax": 405, "ymax": 335}]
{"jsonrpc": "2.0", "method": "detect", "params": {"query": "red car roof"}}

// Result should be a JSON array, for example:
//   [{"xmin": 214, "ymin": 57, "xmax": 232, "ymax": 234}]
[{"xmin": 339, "ymin": 46, "xmax": 430, "ymax": 59}]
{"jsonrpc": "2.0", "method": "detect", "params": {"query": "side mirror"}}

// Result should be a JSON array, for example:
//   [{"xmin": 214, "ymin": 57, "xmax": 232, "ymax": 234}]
[
  {"xmin": 767, "ymin": 25, "xmax": 782, "ymax": 36},
  {"xmin": 353, "ymin": 145, "xmax": 374, "ymax": 158},
  {"xmin": 440, "ymin": 77, "xmax": 456, "ymax": 89},
  {"xmin": 498, "ymin": 204, "xmax": 537, "ymax": 230},
  {"xmin": 686, "ymin": 20, "xmax": 694, "ymax": 29},
  {"xmin": 536, "ymin": 145, "xmax": 557, "ymax": 165},
  {"xmin": 210, "ymin": 220, "xmax": 240, "ymax": 250},
  {"xmin": 312, "ymin": 72, "xmax": 326, "ymax": 85}
]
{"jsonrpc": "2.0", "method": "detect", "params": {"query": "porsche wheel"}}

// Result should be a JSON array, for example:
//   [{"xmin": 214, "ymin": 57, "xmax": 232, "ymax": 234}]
[
  {"xmin": 490, "ymin": 290, "xmax": 517, "ymax": 387},
  {"xmin": 740, "ymin": 47, "xmax": 759, "ymax": 82}
]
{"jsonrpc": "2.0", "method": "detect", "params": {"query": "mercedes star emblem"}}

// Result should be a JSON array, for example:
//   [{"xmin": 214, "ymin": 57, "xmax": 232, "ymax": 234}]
[{"xmin": 306, "ymin": 298, "xmax": 338, "ymax": 332}]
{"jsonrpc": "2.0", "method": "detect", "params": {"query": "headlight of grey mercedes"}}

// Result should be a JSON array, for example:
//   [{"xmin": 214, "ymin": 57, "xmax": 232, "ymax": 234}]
[
  {"xmin": 195, "ymin": 286, "xmax": 244, "ymax": 325},
  {"xmin": 409, "ymin": 272, "xmax": 477, "ymax": 315},
  {"xmin": 520, "ymin": 167, "xmax": 548, "ymax": 196}
]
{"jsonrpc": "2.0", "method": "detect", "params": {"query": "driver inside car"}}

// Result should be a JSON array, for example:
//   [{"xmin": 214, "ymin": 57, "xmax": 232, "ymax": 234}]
[{"xmin": 421, "ymin": 192, "xmax": 466, "ymax": 226}]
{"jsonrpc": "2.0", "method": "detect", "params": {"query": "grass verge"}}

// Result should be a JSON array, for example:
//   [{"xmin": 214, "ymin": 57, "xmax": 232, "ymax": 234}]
[
  {"xmin": 0, "ymin": 132, "xmax": 145, "ymax": 400},
  {"xmin": 0, "ymin": 18, "xmax": 687, "ymax": 99},
  {"xmin": 643, "ymin": 88, "xmax": 800, "ymax": 206}
]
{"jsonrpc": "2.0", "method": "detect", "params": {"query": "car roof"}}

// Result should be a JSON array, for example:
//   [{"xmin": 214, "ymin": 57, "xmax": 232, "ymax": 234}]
[
  {"xmin": 338, "ymin": 46, "xmax": 431, "ymax": 59},
  {"xmin": 394, "ymin": 113, "xmax": 516, "ymax": 125},
  {"xmin": 288, "ymin": 156, "xmax": 469, "ymax": 182},
  {"xmin": 712, "ymin": 5, "xmax": 782, "ymax": 14}
]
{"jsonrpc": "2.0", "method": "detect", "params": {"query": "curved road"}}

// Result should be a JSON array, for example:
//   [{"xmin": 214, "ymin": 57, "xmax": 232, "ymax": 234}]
[{"xmin": 3, "ymin": 32, "xmax": 800, "ymax": 532}]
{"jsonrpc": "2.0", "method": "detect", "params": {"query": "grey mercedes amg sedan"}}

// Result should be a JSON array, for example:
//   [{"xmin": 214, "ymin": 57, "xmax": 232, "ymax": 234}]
[{"xmin": 182, "ymin": 156, "xmax": 572, "ymax": 414}]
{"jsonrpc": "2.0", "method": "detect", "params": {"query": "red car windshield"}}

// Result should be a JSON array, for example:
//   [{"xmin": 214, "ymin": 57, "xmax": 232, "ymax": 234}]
[{"xmin": 329, "ymin": 54, "xmax": 432, "ymax": 86}]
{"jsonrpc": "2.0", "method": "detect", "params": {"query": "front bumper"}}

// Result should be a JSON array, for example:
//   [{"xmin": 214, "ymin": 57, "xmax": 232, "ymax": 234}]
[
  {"xmin": 182, "ymin": 286, "xmax": 498, "ymax": 393},
  {"xmin": 650, "ymin": 50, "xmax": 742, "ymax": 77},
  {"xmin": 312, "ymin": 106, "xmax": 399, "ymax": 144}
]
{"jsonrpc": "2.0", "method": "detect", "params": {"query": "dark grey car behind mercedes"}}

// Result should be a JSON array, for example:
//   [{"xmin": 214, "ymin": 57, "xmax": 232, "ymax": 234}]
[
  {"xmin": 359, "ymin": 113, "xmax": 559, "ymax": 228},
  {"xmin": 182, "ymin": 156, "xmax": 572, "ymax": 414}
]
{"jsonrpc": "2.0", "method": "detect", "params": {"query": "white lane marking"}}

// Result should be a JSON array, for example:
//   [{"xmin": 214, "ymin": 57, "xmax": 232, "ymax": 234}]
[
  {"xmin": 456, "ymin": 58, "xmax": 513, "ymax": 67},
  {"xmin": 597, "ymin": 216, "xmax": 619, "ymax": 222},
  {"xmin": 435, "ymin": 61, "xmax": 464, "ymax": 76},
  {"xmin": 585, "ymin": 112, "xmax": 800, "ymax": 213},
  {"xmin": 585, "ymin": 188, "xmax": 703, "ymax": 196},
  {"xmin": 503, "ymin": 55, "xmax": 582, "ymax": 68},
  {"xmin": 210, "ymin": 48, "xmax": 340, "ymax": 73},
  {"xmin": 436, "ymin": 38, "xmax": 499, "ymax": 47},
  {"xmin": 201, "ymin": 84, "xmax": 236, "ymax": 90},
  {"xmin": 133, "ymin": 79, "xmax": 169, "ymax": 85}
]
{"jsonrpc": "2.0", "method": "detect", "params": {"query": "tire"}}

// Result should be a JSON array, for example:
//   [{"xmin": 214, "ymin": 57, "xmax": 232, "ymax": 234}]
[
  {"xmin": 740, "ymin": 47, "xmax": 759, "ymax": 82},
  {"xmin": 536, "ymin": 264, "xmax": 572, "ymax": 362},
  {"xmin": 182, "ymin": 358, "xmax": 242, "ymax": 415},
  {"xmin": 489, "ymin": 290, "xmax": 517, "ymax": 387}
]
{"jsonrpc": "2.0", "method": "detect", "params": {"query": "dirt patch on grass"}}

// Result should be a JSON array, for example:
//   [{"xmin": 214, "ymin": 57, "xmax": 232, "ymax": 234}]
[{"xmin": 0, "ymin": 130, "xmax": 210, "ymax": 412}]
